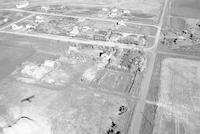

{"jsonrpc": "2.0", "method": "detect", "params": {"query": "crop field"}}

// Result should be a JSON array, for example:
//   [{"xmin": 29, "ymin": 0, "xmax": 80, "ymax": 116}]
[
  {"xmin": 141, "ymin": 54, "xmax": 200, "ymax": 134},
  {"xmin": 171, "ymin": 0, "xmax": 200, "ymax": 19}
]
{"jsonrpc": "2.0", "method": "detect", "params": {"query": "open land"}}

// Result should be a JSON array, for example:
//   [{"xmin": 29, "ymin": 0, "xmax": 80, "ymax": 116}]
[
  {"xmin": 0, "ymin": 35, "xmax": 142, "ymax": 134},
  {"xmin": 0, "ymin": 0, "xmax": 166, "ymax": 134},
  {"xmin": 1, "ymin": 0, "xmax": 200, "ymax": 134},
  {"xmin": 171, "ymin": 0, "xmax": 200, "ymax": 19},
  {"xmin": 141, "ymin": 54, "xmax": 200, "ymax": 134},
  {"xmin": 139, "ymin": 0, "xmax": 200, "ymax": 133},
  {"xmin": 0, "ymin": 10, "xmax": 30, "ymax": 29}
]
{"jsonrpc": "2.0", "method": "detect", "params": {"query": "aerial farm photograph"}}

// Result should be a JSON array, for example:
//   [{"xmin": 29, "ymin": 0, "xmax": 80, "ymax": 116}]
[{"xmin": 0, "ymin": 0, "xmax": 199, "ymax": 134}]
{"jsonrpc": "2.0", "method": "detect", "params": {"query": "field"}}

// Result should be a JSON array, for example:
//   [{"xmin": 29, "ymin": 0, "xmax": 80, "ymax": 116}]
[
  {"xmin": 0, "ymin": 31, "xmax": 146, "ymax": 133},
  {"xmin": 0, "ymin": 45, "xmax": 34, "ymax": 80},
  {"xmin": 0, "ymin": 77, "xmax": 136, "ymax": 134},
  {"xmin": 0, "ymin": 10, "xmax": 30, "ymax": 28},
  {"xmin": 171, "ymin": 0, "xmax": 200, "ymax": 19},
  {"xmin": 141, "ymin": 54, "xmax": 200, "ymax": 134},
  {"xmin": 139, "ymin": 1, "xmax": 200, "ymax": 133},
  {"xmin": 0, "ymin": 0, "xmax": 178, "ymax": 134}
]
